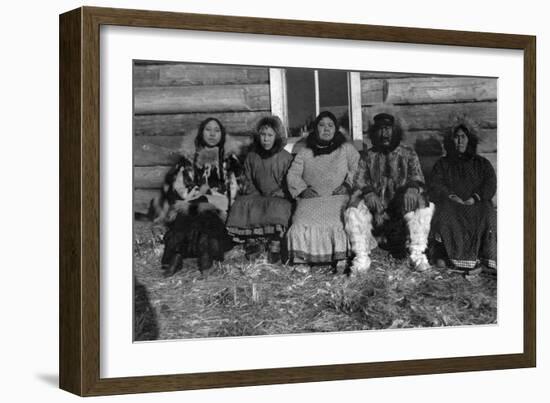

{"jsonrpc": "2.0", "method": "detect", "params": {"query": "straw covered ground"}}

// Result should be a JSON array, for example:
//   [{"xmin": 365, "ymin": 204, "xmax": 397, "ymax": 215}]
[{"xmin": 133, "ymin": 220, "xmax": 497, "ymax": 341}]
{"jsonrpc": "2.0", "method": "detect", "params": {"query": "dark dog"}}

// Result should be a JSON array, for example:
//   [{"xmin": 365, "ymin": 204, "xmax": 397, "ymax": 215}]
[{"xmin": 160, "ymin": 202, "xmax": 233, "ymax": 276}]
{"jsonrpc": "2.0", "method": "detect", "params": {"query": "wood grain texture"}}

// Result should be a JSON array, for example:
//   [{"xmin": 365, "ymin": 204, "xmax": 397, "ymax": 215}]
[
  {"xmin": 134, "ymin": 111, "xmax": 270, "ymax": 136},
  {"xmin": 360, "ymin": 71, "xmax": 428, "ymax": 79},
  {"xmin": 81, "ymin": 6, "xmax": 101, "ymax": 395},
  {"xmin": 59, "ymin": 8, "xmax": 83, "ymax": 396},
  {"xmin": 361, "ymin": 76, "xmax": 496, "ymax": 105},
  {"xmin": 360, "ymin": 79, "xmax": 385, "ymax": 104},
  {"xmin": 134, "ymin": 166, "xmax": 172, "ymax": 189},
  {"xmin": 134, "ymin": 189, "xmax": 159, "ymax": 213},
  {"xmin": 59, "ymin": 6, "xmax": 536, "ymax": 396},
  {"xmin": 134, "ymin": 84, "xmax": 270, "ymax": 114},
  {"xmin": 409, "ymin": 129, "xmax": 496, "ymax": 153},
  {"xmin": 362, "ymin": 101, "xmax": 497, "ymax": 130},
  {"xmin": 134, "ymin": 63, "xmax": 269, "ymax": 87},
  {"xmin": 384, "ymin": 77, "xmax": 497, "ymax": 104},
  {"xmin": 134, "ymin": 134, "xmax": 252, "ymax": 166},
  {"xmin": 523, "ymin": 36, "xmax": 536, "ymax": 367},
  {"xmin": 83, "ymin": 353, "xmax": 532, "ymax": 396},
  {"xmin": 82, "ymin": 6, "xmax": 532, "ymax": 49},
  {"xmin": 134, "ymin": 135, "xmax": 187, "ymax": 166}
]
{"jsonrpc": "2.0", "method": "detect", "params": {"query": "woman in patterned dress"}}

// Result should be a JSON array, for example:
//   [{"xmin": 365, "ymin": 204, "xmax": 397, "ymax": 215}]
[
  {"xmin": 429, "ymin": 118, "xmax": 497, "ymax": 273},
  {"xmin": 286, "ymin": 111, "xmax": 360, "ymax": 267}
]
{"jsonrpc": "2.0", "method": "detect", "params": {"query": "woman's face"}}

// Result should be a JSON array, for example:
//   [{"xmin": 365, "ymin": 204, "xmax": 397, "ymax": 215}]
[
  {"xmin": 259, "ymin": 125, "xmax": 276, "ymax": 151},
  {"xmin": 317, "ymin": 117, "xmax": 336, "ymax": 142},
  {"xmin": 202, "ymin": 120, "xmax": 222, "ymax": 147},
  {"xmin": 453, "ymin": 129, "xmax": 469, "ymax": 154}
]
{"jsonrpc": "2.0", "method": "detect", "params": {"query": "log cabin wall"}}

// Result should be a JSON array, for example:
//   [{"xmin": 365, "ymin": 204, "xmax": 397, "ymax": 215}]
[
  {"xmin": 133, "ymin": 63, "xmax": 498, "ymax": 213},
  {"xmin": 360, "ymin": 72, "xmax": 498, "ymax": 183},
  {"xmin": 133, "ymin": 62, "xmax": 271, "ymax": 213}
]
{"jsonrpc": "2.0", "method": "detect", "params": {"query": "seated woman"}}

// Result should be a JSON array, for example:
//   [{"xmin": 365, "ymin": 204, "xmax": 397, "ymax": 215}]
[
  {"xmin": 286, "ymin": 111, "xmax": 359, "ymax": 268},
  {"xmin": 226, "ymin": 115, "xmax": 294, "ymax": 263},
  {"xmin": 159, "ymin": 117, "xmax": 242, "ymax": 276},
  {"xmin": 429, "ymin": 118, "xmax": 497, "ymax": 273}
]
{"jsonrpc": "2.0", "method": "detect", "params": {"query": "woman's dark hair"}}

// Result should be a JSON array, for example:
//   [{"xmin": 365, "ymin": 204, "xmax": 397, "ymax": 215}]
[
  {"xmin": 194, "ymin": 117, "xmax": 227, "ymax": 150},
  {"xmin": 193, "ymin": 117, "xmax": 227, "ymax": 190},
  {"xmin": 252, "ymin": 115, "xmax": 287, "ymax": 155},
  {"xmin": 313, "ymin": 111, "xmax": 339, "ymax": 136},
  {"xmin": 443, "ymin": 118, "xmax": 479, "ymax": 159},
  {"xmin": 305, "ymin": 111, "xmax": 347, "ymax": 156}
]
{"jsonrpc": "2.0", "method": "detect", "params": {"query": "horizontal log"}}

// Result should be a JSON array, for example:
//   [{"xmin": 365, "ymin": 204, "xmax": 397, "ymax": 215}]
[
  {"xmin": 384, "ymin": 77, "xmax": 497, "ymax": 104},
  {"xmin": 404, "ymin": 129, "xmax": 497, "ymax": 155},
  {"xmin": 134, "ymin": 111, "xmax": 271, "ymax": 136},
  {"xmin": 134, "ymin": 134, "xmax": 253, "ymax": 166},
  {"xmin": 134, "ymin": 166, "xmax": 171, "ymax": 189},
  {"xmin": 360, "ymin": 71, "xmax": 427, "ymax": 79},
  {"xmin": 134, "ymin": 60, "xmax": 180, "ymax": 66},
  {"xmin": 134, "ymin": 64, "xmax": 159, "ymax": 87},
  {"xmin": 134, "ymin": 84, "xmax": 270, "ymax": 114},
  {"xmin": 134, "ymin": 64, "xmax": 269, "ymax": 87},
  {"xmin": 363, "ymin": 130, "xmax": 496, "ymax": 156},
  {"xmin": 134, "ymin": 136, "xmax": 186, "ymax": 166},
  {"xmin": 362, "ymin": 101, "xmax": 497, "ymax": 131},
  {"xmin": 134, "ymin": 189, "xmax": 159, "ymax": 214},
  {"xmin": 360, "ymin": 79, "xmax": 385, "ymax": 104}
]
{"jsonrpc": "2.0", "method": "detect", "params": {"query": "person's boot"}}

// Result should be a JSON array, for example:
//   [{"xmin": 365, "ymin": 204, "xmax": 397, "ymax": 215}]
[
  {"xmin": 404, "ymin": 203, "xmax": 435, "ymax": 272},
  {"xmin": 162, "ymin": 253, "xmax": 183, "ymax": 277},
  {"xmin": 198, "ymin": 252, "xmax": 213, "ymax": 274},
  {"xmin": 344, "ymin": 200, "xmax": 377, "ymax": 275},
  {"xmin": 268, "ymin": 239, "xmax": 281, "ymax": 264},
  {"xmin": 244, "ymin": 238, "xmax": 262, "ymax": 260},
  {"xmin": 428, "ymin": 237, "xmax": 448, "ymax": 269}
]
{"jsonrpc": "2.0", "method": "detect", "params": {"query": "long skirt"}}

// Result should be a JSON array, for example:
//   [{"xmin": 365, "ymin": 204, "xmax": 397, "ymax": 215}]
[
  {"xmin": 287, "ymin": 195, "xmax": 349, "ymax": 263},
  {"xmin": 431, "ymin": 200, "xmax": 497, "ymax": 269},
  {"xmin": 226, "ymin": 195, "xmax": 292, "ymax": 238},
  {"xmin": 161, "ymin": 207, "xmax": 234, "ymax": 273}
]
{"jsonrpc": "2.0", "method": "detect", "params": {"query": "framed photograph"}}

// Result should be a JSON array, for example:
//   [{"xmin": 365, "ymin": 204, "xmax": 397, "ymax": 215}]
[{"xmin": 59, "ymin": 6, "xmax": 536, "ymax": 396}]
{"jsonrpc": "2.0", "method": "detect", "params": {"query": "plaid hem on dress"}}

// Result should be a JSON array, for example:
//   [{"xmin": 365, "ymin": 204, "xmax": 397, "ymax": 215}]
[
  {"xmin": 481, "ymin": 258, "xmax": 497, "ymax": 269},
  {"xmin": 227, "ymin": 224, "xmax": 286, "ymax": 237},
  {"xmin": 449, "ymin": 259, "xmax": 478, "ymax": 269},
  {"xmin": 290, "ymin": 250, "xmax": 348, "ymax": 264}
]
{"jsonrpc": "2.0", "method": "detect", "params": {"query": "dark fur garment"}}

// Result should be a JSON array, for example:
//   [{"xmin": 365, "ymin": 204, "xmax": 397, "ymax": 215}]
[{"xmin": 161, "ymin": 205, "xmax": 234, "ymax": 275}]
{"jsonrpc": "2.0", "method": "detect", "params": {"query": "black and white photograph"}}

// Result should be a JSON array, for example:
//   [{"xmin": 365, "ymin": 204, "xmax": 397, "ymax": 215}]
[{"xmin": 133, "ymin": 61, "xmax": 498, "ymax": 341}]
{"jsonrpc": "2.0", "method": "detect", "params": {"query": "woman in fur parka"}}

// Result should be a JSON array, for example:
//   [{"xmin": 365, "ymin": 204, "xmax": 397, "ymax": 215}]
[{"xmin": 158, "ymin": 117, "xmax": 242, "ymax": 276}]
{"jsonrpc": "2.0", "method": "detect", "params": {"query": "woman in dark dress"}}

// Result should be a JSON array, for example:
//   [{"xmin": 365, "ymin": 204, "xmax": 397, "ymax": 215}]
[
  {"xmin": 429, "ymin": 119, "xmax": 497, "ymax": 272},
  {"xmin": 159, "ymin": 117, "xmax": 241, "ymax": 276},
  {"xmin": 226, "ymin": 115, "xmax": 294, "ymax": 263}
]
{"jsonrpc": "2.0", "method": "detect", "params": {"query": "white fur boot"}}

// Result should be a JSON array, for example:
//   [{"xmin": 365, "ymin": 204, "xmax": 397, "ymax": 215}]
[
  {"xmin": 404, "ymin": 202, "xmax": 435, "ymax": 272},
  {"xmin": 344, "ymin": 201, "xmax": 377, "ymax": 275}
]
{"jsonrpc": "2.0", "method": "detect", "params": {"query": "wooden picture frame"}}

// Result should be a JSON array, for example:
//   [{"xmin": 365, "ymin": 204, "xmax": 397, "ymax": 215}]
[{"xmin": 59, "ymin": 6, "xmax": 536, "ymax": 396}]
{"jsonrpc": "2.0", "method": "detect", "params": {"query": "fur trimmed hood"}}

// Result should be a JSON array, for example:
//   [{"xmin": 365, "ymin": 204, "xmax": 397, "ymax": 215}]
[
  {"xmin": 368, "ymin": 113, "xmax": 404, "ymax": 153},
  {"xmin": 251, "ymin": 115, "xmax": 288, "ymax": 158},
  {"xmin": 443, "ymin": 116, "xmax": 479, "ymax": 160}
]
